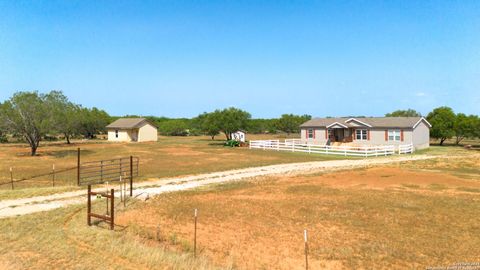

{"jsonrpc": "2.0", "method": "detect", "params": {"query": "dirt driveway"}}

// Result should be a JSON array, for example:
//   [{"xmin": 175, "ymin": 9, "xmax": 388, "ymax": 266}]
[{"xmin": 0, "ymin": 155, "xmax": 444, "ymax": 219}]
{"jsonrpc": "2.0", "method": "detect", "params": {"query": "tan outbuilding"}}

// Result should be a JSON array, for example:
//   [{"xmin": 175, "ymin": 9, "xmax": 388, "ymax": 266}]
[{"xmin": 106, "ymin": 118, "xmax": 158, "ymax": 142}]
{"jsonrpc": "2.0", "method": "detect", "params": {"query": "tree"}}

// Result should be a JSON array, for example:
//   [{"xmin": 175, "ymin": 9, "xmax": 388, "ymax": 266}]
[
  {"xmin": 195, "ymin": 112, "xmax": 221, "ymax": 140},
  {"xmin": 158, "ymin": 119, "xmax": 189, "ymax": 136},
  {"xmin": 44, "ymin": 91, "xmax": 81, "ymax": 144},
  {"xmin": 275, "ymin": 114, "xmax": 311, "ymax": 135},
  {"xmin": 0, "ymin": 91, "xmax": 51, "ymax": 155},
  {"xmin": 426, "ymin": 106, "xmax": 455, "ymax": 145},
  {"xmin": 453, "ymin": 114, "xmax": 478, "ymax": 145},
  {"xmin": 246, "ymin": 119, "xmax": 277, "ymax": 134},
  {"xmin": 215, "ymin": 107, "xmax": 251, "ymax": 140},
  {"xmin": 385, "ymin": 109, "xmax": 421, "ymax": 117},
  {"xmin": 77, "ymin": 107, "xmax": 111, "ymax": 139}
]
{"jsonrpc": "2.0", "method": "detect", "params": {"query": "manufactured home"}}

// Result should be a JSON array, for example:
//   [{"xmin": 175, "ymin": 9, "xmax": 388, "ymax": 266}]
[
  {"xmin": 106, "ymin": 118, "xmax": 158, "ymax": 142},
  {"xmin": 299, "ymin": 117, "xmax": 431, "ymax": 150}
]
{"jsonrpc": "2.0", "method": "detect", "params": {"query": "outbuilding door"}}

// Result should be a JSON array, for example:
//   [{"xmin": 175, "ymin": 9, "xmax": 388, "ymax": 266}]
[{"xmin": 131, "ymin": 130, "xmax": 138, "ymax": 142}]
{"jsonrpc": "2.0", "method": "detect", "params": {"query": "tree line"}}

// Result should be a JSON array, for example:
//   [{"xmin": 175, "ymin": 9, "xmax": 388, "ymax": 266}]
[
  {"xmin": 1, "ymin": 91, "xmax": 479, "ymax": 156},
  {"xmin": 0, "ymin": 91, "xmax": 110, "ymax": 155},
  {"xmin": 137, "ymin": 111, "xmax": 311, "ymax": 140},
  {"xmin": 0, "ymin": 91, "xmax": 312, "ymax": 155}
]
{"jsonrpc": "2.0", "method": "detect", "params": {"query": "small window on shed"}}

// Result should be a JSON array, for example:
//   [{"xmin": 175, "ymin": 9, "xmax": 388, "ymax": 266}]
[
  {"xmin": 307, "ymin": 129, "xmax": 314, "ymax": 139},
  {"xmin": 115, "ymin": 130, "xmax": 119, "ymax": 138}
]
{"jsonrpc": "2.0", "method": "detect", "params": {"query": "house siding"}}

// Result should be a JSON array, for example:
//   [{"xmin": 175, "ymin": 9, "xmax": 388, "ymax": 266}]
[
  {"xmin": 412, "ymin": 121, "xmax": 430, "ymax": 150},
  {"xmin": 107, "ymin": 123, "xmax": 158, "ymax": 142},
  {"xmin": 301, "ymin": 128, "xmax": 328, "ymax": 144},
  {"xmin": 354, "ymin": 128, "xmax": 413, "ymax": 147},
  {"xmin": 138, "ymin": 123, "xmax": 158, "ymax": 142},
  {"xmin": 301, "ymin": 127, "xmax": 425, "ymax": 149},
  {"xmin": 107, "ymin": 129, "xmax": 132, "ymax": 142}
]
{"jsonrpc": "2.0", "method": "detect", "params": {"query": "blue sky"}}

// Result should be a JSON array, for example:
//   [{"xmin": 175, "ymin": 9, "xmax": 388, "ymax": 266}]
[{"xmin": 0, "ymin": 1, "xmax": 479, "ymax": 118}]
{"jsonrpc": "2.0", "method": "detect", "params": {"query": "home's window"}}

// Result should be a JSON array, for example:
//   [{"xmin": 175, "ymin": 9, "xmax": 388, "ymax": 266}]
[
  {"xmin": 115, "ymin": 130, "xmax": 119, "ymax": 138},
  {"xmin": 307, "ymin": 129, "xmax": 314, "ymax": 139},
  {"xmin": 356, "ymin": 129, "xmax": 367, "ymax": 140},
  {"xmin": 388, "ymin": 129, "xmax": 401, "ymax": 141}
]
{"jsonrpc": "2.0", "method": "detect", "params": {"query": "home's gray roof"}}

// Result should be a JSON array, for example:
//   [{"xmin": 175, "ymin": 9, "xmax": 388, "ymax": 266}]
[
  {"xmin": 106, "ymin": 118, "xmax": 156, "ymax": 129},
  {"xmin": 300, "ymin": 117, "xmax": 429, "ymax": 128}
]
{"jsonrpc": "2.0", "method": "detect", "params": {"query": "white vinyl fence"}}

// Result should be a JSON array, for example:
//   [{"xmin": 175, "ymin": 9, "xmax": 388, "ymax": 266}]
[{"xmin": 250, "ymin": 139, "xmax": 414, "ymax": 157}]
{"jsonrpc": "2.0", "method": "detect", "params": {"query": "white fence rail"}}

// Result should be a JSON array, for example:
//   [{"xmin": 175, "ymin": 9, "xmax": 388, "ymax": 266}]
[
  {"xmin": 250, "ymin": 140, "xmax": 414, "ymax": 157},
  {"xmin": 398, "ymin": 144, "xmax": 414, "ymax": 154}
]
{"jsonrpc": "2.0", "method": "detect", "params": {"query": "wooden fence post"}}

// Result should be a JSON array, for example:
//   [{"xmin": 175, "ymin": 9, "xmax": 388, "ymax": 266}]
[
  {"xmin": 77, "ymin": 148, "xmax": 80, "ymax": 186},
  {"xmin": 52, "ymin": 164, "xmax": 55, "ymax": 187},
  {"xmin": 110, "ymin": 188, "xmax": 114, "ymax": 230},
  {"xmin": 194, "ymin": 208, "xmax": 198, "ymax": 258},
  {"xmin": 105, "ymin": 182, "xmax": 109, "ymax": 215},
  {"xmin": 130, "ymin": 156, "xmax": 133, "ymax": 197},
  {"xmin": 304, "ymin": 229, "xmax": 308, "ymax": 270},
  {"xmin": 9, "ymin": 167, "xmax": 13, "ymax": 190},
  {"xmin": 87, "ymin": 185, "xmax": 91, "ymax": 226}
]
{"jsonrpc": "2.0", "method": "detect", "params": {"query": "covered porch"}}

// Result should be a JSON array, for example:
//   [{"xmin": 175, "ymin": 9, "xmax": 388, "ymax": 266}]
[{"xmin": 326, "ymin": 122, "xmax": 355, "ymax": 143}]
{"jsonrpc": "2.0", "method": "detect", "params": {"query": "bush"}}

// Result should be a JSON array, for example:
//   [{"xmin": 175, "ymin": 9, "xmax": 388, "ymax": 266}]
[
  {"xmin": 0, "ymin": 132, "xmax": 7, "ymax": 143},
  {"xmin": 224, "ymin": 140, "xmax": 240, "ymax": 147}
]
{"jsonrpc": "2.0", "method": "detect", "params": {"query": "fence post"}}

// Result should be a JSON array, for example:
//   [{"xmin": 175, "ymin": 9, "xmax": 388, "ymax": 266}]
[
  {"xmin": 77, "ymin": 148, "xmax": 80, "ymax": 186},
  {"xmin": 156, "ymin": 225, "xmax": 161, "ymax": 241},
  {"xmin": 194, "ymin": 208, "xmax": 198, "ymax": 258},
  {"xmin": 87, "ymin": 185, "xmax": 91, "ymax": 226},
  {"xmin": 105, "ymin": 182, "xmax": 109, "ymax": 215},
  {"xmin": 292, "ymin": 140, "xmax": 295, "ymax": 152},
  {"xmin": 100, "ymin": 160, "xmax": 103, "ymax": 182},
  {"xmin": 304, "ymin": 229, "xmax": 308, "ymax": 270},
  {"xmin": 130, "ymin": 156, "xmax": 133, "ymax": 197},
  {"xmin": 9, "ymin": 167, "xmax": 13, "ymax": 190},
  {"xmin": 119, "ymin": 175, "xmax": 123, "ymax": 203},
  {"xmin": 110, "ymin": 188, "xmax": 114, "ymax": 230},
  {"xmin": 52, "ymin": 164, "xmax": 55, "ymax": 187},
  {"xmin": 119, "ymin": 158, "xmax": 122, "ymax": 179}
]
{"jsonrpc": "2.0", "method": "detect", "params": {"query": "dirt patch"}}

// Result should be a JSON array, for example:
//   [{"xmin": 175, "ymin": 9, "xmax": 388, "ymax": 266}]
[
  {"xmin": 116, "ymin": 167, "xmax": 480, "ymax": 269},
  {"xmin": 288, "ymin": 167, "xmax": 480, "ymax": 191}
]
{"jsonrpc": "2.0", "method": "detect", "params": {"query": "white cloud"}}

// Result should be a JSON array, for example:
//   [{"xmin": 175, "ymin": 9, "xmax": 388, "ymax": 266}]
[{"xmin": 415, "ymin": 92, "xmax": 427, "ymax": 97}]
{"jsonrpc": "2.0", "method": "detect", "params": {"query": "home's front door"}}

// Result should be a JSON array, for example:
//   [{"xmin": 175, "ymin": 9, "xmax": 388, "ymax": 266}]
[{"xmin": 333, "ymin": 129, "xmax": 344, "ymax": 142}]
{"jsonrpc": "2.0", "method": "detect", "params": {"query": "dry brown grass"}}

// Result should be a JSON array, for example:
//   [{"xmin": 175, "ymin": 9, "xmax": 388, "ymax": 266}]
[
  {"xmin": 1, "ymin": 138, "xmax": 479, "ymax": 269},
  {"xmin": 115, "ymin": 165, "xmax": 480, "ymax": 269},
  {"xmin": 0, "ymin": 135, "xmax": 349, "ymax": 192}
]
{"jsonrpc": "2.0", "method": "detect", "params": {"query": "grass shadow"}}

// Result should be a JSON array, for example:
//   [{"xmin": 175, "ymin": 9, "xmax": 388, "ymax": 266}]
[{"xmin": 45, "ymin": 149, "xmax": 95, "ymax": 158}]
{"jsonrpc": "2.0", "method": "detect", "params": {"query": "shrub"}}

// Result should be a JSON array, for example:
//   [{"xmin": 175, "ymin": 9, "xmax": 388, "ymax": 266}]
[{"xmin": 224, "ymin": 140, "xmax": 240, "ymax": 147}]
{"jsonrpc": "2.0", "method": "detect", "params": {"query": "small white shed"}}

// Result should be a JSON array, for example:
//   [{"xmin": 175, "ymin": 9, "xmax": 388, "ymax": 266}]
[
  {"xmin": 106, "ymin": 118, "xmax": 158, "ymax": 142},
  {"xmin": 231, "ymin": 130, "xmax": 246, "ymax": 142}
]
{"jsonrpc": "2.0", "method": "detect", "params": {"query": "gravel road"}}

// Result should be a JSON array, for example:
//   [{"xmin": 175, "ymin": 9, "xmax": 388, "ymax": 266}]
[{"xmin": 0, "ymin": 155, "xmax": 437, "ymax": 219}]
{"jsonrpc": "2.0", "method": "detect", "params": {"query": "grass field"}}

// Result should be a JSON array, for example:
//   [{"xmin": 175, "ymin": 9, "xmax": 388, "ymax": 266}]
[
  {"xmin": 1, "ymin": 136, "xmax": 479, "ymax": 269},
  {"xmin": 0, "ymin": 153, "xmax": 479, "ymax": 269},
  {"xmin": 0, "ymin": 135, "xmax": 348, "ymax": 196}
]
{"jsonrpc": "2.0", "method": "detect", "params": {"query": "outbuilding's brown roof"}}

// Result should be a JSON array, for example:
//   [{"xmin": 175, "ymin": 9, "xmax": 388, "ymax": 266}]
[
  {"xmin": 300, "ymin": 117, "xmax": 431, "ymax": 129},
  {"xmin": 106, "ymin": 118, "xmax": 156, "ymax": 129}
]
